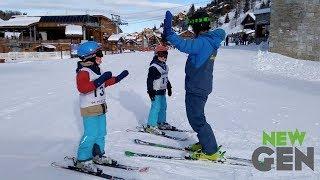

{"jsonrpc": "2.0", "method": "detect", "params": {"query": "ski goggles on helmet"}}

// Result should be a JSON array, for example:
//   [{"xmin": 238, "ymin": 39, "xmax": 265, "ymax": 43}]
[
  {"xmin": 95, "ymin": 50, "xmax": 103, "ymax": 58},
  {"xmin": 157, "ymin": 51, "xmax": 168, "ymax": 58},
  {"xmin": 187, "ymin": 17, "xmax": 210, "ymax": 25}
]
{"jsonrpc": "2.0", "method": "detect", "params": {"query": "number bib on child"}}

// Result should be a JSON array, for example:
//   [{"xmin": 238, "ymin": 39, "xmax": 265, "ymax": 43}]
[
  {"xmin": 79, "ymin": 67, "xmax": 106, "ymax": 108},
  {"xmin": 151, "ymin": 64, "xmax": 169, "ymax": 91}
]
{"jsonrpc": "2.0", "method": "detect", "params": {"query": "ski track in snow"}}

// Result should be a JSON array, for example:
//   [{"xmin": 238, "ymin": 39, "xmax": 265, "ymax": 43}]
[{"xmin": 0, "ymin": 46, "xmax": 319, "ymax": 180}]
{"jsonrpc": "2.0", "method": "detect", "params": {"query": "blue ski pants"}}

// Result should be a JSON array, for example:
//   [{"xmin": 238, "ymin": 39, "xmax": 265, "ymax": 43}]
[
  {"xmin": 77, "ymin": 114, "xmax": 107, "ymax": 161},
  {"xmin": 185, "ymin": 93, "xmax": 218, "ymax": 154},
  {"xmin": 147, "ymin": 95, "xmax": 167, "ymax": 127}
]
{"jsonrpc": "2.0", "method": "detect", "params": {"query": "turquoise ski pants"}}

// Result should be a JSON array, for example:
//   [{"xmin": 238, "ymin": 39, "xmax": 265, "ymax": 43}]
[
  {"xmin": 147, "ymin": 95, "xmax": 167, "ymax": 127},
  {"xmin": 77, "ymin": 114, "xmax": 107, "ymax": 161}
]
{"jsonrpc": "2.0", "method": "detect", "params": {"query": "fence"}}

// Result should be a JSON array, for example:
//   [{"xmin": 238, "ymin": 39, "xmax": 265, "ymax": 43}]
[{"xmin": 0, "ymin": 51, "xmax": 71, "ymax": 61}]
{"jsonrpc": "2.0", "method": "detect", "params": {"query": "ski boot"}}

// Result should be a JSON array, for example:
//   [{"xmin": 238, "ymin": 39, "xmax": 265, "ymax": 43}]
[
  {"xmin": 93, "ymin": 155, "xmax": 117, "ymax": 165},
  {"xmin": 145, "ymin": 125, "xmax": 163, "ymax": 135},
  {"xmin": 186, "ymin": 142, "xmax": 202, "ymax": 152},
  {"xmin": 75, "ymin": 160, "xmax": 101, "ymax": 173},
  {"xmin": 190, "ymin": 149, "xmax": 225, "ymax": 162},
  {"xmin": 158, "ymin": 122, "xmax": 177, "ymax": 131}
]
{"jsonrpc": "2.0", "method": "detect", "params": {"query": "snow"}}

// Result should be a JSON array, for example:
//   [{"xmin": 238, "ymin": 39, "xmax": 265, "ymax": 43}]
[
  {"xmin": 219, "ymin": 10, "xmax": 255, "ymax": 35},
  {"xmin": 247, "ymin": 13, "xmax": 256, "ymax": 20},
  {"xmin": 4, "ymin": 32, "xmax": 21, "ymax": 39},
  {"xmin": 36, "ymin": 44, "xmax": 57, "ymax": 49},
  {"xmin": 0, "ymin": 46, "xmax": 319, "ymax": 179},
  {"xmin": 125, "ymin": 35, "xmax": 136, "ymax": 40},
  {"xmin": 0, "ymin": 16, "xmax": 41, "ymax": 27},
  {"xmin": 65, "ymin": 25, "xmax": 83, "ymax": 36},
  {"xmin": 108, "ymin": 34, "xmax": 125, "ymax": 41},
  {"xmin": 254, "ymin": 8, "xmax": 271, "ymax": 15}
]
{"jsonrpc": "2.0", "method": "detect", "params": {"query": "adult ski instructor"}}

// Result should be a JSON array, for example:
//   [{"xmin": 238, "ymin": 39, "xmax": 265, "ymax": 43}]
[{"xmin": 162, "ymin": 10, "xmax": 226, "ymax": 161}]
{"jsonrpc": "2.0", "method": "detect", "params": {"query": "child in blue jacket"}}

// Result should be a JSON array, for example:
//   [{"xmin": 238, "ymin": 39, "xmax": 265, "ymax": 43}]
[{"xmin": 163, "ymin": 10, "xmax": 226, "ymax": 161}]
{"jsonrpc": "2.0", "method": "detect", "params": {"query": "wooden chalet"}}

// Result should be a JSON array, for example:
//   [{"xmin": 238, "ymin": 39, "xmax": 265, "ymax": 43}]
[{"xmin": 241, "ymin": 13, "xmax": 256, "ymax": 30}]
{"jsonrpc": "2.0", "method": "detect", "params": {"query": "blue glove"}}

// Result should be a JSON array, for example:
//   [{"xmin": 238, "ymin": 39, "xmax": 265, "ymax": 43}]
[
  {"xmin": 115, "ymin": 70, "xmax": 129, "ymax": 83},
  {"xmin": 163, "ymin": 11, "xmax": 174, "ymax": 38},
  {"xmin": 94, "ymin": 71, "xmax": 112, "ymax": 88}
]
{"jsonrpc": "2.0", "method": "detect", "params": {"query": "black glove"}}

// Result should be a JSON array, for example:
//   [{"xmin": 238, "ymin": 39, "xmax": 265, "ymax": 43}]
[
  {"xmin": 115, "ymin": 70, "xmax": 129, "ymax": 83},
  {"xmin": 167, "ymin": 81, "xmax": 172, "ymax": 96},
  {"xmin": 147, "ymin": 90, "xmax": 156, "ymax": 101},
  {"xmin": 93, "ymin": 71, "xmax": 112, "ymax": 88},
  {"xmin": 167, "ymin": 87, "xmax": 172, "ymax": 96}
]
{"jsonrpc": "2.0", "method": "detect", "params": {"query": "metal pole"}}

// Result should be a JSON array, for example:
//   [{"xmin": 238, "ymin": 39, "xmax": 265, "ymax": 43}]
[
  {"xmin": 33, "ymin": 26, "xmax": 36, "ymax": 42},
  {"xmin": 83, "ymin": 26, "xmax": 86, "ymax": 40},
  {"xmin": 29, "ymin": 27, "xmax": 32, "ymax": 41}
]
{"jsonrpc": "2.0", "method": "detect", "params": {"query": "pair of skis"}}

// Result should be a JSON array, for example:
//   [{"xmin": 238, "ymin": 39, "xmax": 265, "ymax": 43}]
[
  {"xmin": 126, "ymin": 139, "xmax": 253, "ymax": 167},
  {"xmin": 126, "ymin": 126, "xmax": 193, "ymax": 141},
  {"xmin": 52, "ymin": 156, "xmax": 149, "ymax": 180}
]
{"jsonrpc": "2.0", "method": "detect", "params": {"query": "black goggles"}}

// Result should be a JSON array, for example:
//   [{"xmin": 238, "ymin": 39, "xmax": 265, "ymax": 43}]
[
  {"xmin": 96, "ymin": 50, "xmax": 103, "ymax": 58},
  {"xmin": 157, "ymin": 51, "xmax": 168, "ymax": 58}
]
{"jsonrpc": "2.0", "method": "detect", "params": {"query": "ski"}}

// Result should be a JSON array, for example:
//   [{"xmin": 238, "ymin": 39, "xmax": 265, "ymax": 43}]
[
  {"xmin": 51, "ymin": 162, "xmax": 125, "ymax": 180},
  {"xmin": 157, "ymin": 126, "xmax": 194, "ymax": 133},
  {"xmin": 126, "ymin": 127, "xmax": 188, "ymax": 141},
  {"xmin": 98, "ymin": 163, "xmax": 150, "ymax": 173},
  {"xmin": 134, "ymin": 139, "xmax": 186, "ymax": 151},
  {"xmin": 64, "ymin": 156, "xmax": 149, "ymax": 173},
  {"xmin": 133, "ymin": 139, "xmax": 252, "ymax": 164},
  {"xmin": 124, "ymin": 151, "xmax": 251, "ymax": 167}
]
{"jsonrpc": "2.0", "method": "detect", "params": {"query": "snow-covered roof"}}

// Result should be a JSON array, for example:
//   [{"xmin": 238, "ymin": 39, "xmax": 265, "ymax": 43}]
[
  {"xmin": 254, "ymin": 8, "xmax": 271, "ymax": 15},
  {"xmin": 179, "ymin": 30, "xmax": 194, "ymax": 36},
  {"xmin": 173, "ymin": 26, "xmax": 181, "ymax": 32},
  {"xmin": 65, "ymin": 25, "xmax": 83, "ymax": 36},
  {"xmin": 244, "ymin": 29, "xmax": 255, "ymax": 34},
  {"xmin": 36, "ymin": 44, "xmax": 57, "ymax": 49},
  {"xmin": 154, "ymin": 33, "xmax": 162, "ymax": 38},
  {"xmin": 108, "ymin": 34, "xmax": 125, "ymax": 41},
  {"xmin": 158, "ymin": 27, "xmax": 163, "ymax": 33},
  {"xmin": 125, "ymin": 35, "xmax": 136, "ymax": 40},
  {"xmin": 248, "ymin": 13, "xmax": 256, "ymax": 20},
  {"xmin": 241, "ymin": 12, "xmax": 256, "ymax": 24},
  {"xmin": 0, "ymin": 16, "xmax": 40, "ymax": 27}
]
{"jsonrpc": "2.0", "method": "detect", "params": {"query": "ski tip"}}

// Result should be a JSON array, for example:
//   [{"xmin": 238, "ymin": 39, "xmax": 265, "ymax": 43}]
[
  {"xmin": 139, "ymin": 167, "xmax": 150, "ymax": 173},
  {"xmin": 51, "ymin": 162, "xmax": 58, "ymax": 167},
  {"xmin": 125, "ymin": 151, "xmax": 135, "ymax": 157}
]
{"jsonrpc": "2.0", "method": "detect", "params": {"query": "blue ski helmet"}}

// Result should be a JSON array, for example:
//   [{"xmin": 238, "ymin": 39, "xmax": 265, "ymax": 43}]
[{"xmin": 77, "ymin": 41, "xmax": 102, "ymax": 60}]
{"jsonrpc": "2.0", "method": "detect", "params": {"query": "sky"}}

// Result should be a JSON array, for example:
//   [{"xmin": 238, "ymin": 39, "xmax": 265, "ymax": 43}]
[{"xmin": 0, "ymin": 0, "xmax": 210, "ymax": 33}]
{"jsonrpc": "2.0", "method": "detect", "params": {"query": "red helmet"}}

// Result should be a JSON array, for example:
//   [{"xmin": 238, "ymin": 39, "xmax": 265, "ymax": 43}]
[{"xmin": 155, "ymin": 44, "xmax": 168, "ymax": 53}]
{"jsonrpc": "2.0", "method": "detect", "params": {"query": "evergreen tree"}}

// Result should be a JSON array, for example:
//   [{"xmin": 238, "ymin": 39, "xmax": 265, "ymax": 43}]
[
  {"xmin": 250, "ymin": 0, "xmax": 255, "ymax": 10},
  {"xmin": 266, "ymin": 0, "xmax": 271, "ymax": 8},
  {"xmin": 0, "ymin": 10, "xmax": 25, "ymax": 20},
  {"xmin": 187, "ymin": 4, "xmax": 195, "ymax": 18},
  {"xmin": 260, "ymin": 1, "xmax": 267, "ymax": 9},
  {"xmin": 243, "ymin": 0, "xmax": 250, "ymax": 13},
  {"xmin": 234, "ymin": 3, "xmax": 240, "ymax": 19},
  {"xmin": 224, "ymin": 13, "xmax": 230, "ymax": 23}
]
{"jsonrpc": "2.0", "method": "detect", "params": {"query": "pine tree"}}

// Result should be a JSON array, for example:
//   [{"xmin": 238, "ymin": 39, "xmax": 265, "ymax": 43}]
[
  {"xmin": 243, "ymin": 0, "xmax": 250, "ymax": 13},
  {"xmin": 266, "ymin": 0, "xmax": 271, "ymax": 7},
  {"xmin": 225, "ymin": 13, "xmax": 230, "ymax": 23},
  {"xmin": 250, "ymin": 0, "xmax": 255, "ymax": 10},
  {"xmin": 234, "ymin": 3, "xmax": 240, "ymax": 19},
  {"xmin": 0, "ymin": 10, "xmax": 24, "ymax": 20},
  {"xmin": 187, "ymin": 4, "xmax": 195, "ymax": 18},
  {"xmin": 260, "ymin": 1, "xmax": 267, "ymax": 9}
]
